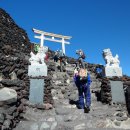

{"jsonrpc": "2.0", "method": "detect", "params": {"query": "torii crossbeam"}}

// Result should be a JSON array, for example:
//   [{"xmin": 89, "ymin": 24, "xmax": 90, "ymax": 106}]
[{"xmin": 32, "ymin": 28, "xmax": 72, "ymax": 54}]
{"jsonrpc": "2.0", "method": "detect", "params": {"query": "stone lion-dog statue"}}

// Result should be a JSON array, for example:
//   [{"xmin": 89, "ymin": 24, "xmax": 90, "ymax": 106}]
[
  {"xmin": 102, "ymin": 48, "xmax": 120, "ymax": 67},
  {"xmin": 29, "ymin": 46, "xmax": 48, "ymax": 65}
]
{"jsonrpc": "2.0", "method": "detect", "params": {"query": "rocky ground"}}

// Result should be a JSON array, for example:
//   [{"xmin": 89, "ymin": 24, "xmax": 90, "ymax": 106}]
[
  {"xmin": 0, "ymin": 8, "xmax": 130, "ymax": 130},
  {"xmin": 14, "ymin": 60, "xmax": 130, "ymax": 130}
]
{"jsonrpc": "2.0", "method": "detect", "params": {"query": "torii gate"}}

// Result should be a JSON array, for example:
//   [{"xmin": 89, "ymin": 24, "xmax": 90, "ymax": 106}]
[{"xmin": 32, "ymin": 28, "xmax": 72, "ymax": 54}]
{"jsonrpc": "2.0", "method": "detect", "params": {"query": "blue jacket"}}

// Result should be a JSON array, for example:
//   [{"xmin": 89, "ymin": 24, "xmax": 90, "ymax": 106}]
[{"xmin": 74, "ymin": 73, "xmax": 91, "ymax": 87}]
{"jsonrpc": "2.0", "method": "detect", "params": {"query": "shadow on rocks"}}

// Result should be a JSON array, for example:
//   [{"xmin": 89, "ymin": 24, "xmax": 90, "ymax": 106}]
[
  {"xmin": 69, "ymin": 100, "xmax": 80, "ymax": 109},
  {"xmin": 91, "ymin": 90, "xmax": 101, "ymax": 102}
]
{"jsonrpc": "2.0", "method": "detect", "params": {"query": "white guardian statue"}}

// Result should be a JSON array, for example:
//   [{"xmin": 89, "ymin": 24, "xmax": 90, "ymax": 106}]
[
  {"xmin": 102, "ymin": 48, "xmax": 122, "ymax": 77},
  {"xmin": 28, "ymin": 46, "xmax": 48, "ymax": 77},
  {"xmin": 102, "ymin": 48, "xmax": 120, "ymax": 67},
  {"xmin": 29, "ymin": 46, "xmax": 48, "ymax": 65}
]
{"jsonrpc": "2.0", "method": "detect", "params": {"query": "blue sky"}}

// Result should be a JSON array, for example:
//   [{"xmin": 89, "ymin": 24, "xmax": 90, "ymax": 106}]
[{"xmin": 1, "ymin": 0, "xmax": 130, "ymax": 75}]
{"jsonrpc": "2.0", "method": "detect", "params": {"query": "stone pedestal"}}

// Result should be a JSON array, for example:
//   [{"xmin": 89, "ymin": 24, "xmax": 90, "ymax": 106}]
[
  {"xmin": 28, "ymin": 64, "xmax": 47, "ymax": 104},
  {"xmin": 28, "ymin": 64, "xmax": 47, "ymax": 77},
  {"xmin": 29, "ymin": 79, "xmax": 44, "ymax": 104},
  {"xmin": 110, "ymin": 81, "xmax": 125, "ymax": 104},
  {"xmin": 104, "ymin": 66, "xmax": 122, "ymax": 77}
]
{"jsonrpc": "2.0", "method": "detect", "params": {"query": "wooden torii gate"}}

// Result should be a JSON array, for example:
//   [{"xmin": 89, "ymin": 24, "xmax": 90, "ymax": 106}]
[{"xmin": 32, "ymin": 28, "xmax": 72, "ymax": 54}]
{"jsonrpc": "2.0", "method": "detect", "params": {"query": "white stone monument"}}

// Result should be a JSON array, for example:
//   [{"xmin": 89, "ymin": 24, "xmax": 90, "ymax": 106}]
[
  {"xmin": 28, "ymin": 45, "xmax": 48, "ymax": 104},
  {"xmin": 102, "ymin": 48, "xmax": 122, "ymax": 77},
  {"xmin": 28, "ymin": 46, "xmax": 48, "ymax": 77}
]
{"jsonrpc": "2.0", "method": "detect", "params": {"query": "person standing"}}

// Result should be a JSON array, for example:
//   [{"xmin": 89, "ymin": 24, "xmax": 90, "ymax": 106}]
[
  {"xmin": 74, "ymin": 68, "xmax": 92, "ymax": 113},
  {"xmin": 53, "ymin": 50, "xmax": 59, "ymax": 62},
  {"xmin": 76, "ymin": 49, "xmax": 86, "ymax": 69},
  {"xmin": 59, "ymin": 50, "xmax": 66, "ymax": 72}
]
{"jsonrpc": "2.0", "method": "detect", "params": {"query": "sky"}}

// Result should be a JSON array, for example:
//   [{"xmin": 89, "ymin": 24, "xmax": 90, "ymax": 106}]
[{"xmin": 0, "ymin": 0, "xmax": 130, "ymax": 76}]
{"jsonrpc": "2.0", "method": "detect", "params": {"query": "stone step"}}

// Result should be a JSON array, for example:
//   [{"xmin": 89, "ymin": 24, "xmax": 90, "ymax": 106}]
[
  {"xmin": 14, "ymin": 121, "xmax": 57, "ymax": 130},
  {"xmin": 14, "ymin": 120, "xmax": 128, "ymax": 130},
  {"xmin": 21, "ymin": 107, "xmax": 56, "ymax": 122},
  {"xmin": 55, "ymin": 121, "xmax": 129, "ymax": 130},
  {"xmin": 75, "ymin": 127, "xmax": 126, "ymax": 130}
]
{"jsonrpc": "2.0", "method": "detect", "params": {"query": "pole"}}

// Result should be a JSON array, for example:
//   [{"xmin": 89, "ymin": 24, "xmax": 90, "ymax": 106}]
[
  {"xmin": 40, "ymin": 33, "xmax": 44, "ymax": 47},
  {"xmin": 62, "ymin": 38, "xmax": 65, "ymax": 54}
]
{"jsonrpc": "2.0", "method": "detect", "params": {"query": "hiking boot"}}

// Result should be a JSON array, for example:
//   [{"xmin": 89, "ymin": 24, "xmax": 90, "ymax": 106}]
[{"xmin": 84, "ymin": 106, "xmax": 90, "ymax": 113}]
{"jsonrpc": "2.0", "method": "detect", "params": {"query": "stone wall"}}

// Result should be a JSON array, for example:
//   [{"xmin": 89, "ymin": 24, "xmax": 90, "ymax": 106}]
[
  {"xmin": 100, "ymin": 79, "xmax": 112, "ymax": 104},
  {"xmin": 99, "ymin": 77, "xmax": 130, "ymax": 113},
  {"xmin": 124, "ymin": 81, "xmax": 130, "ymax": 114},
  {"xmin": 0, "ymin": 8, "xmax": 30, "ymax": 53},
  {"xmin": 0, "ymin": 8, "xmax": 54, "ymax": 129}
]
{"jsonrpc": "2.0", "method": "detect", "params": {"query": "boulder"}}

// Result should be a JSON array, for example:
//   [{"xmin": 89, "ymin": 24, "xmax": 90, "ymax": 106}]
[
  {"xmin": 0, "ymin": 87, "xmax": 17, "ymax": 106},
  {"xmin": 0, "ymin": 79, "xmax": 24, "ymax": 87}
]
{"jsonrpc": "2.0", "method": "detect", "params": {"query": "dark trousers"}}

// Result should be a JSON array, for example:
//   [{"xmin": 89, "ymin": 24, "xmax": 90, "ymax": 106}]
[
  {"xmin": 54, "ymin": 56, "xmax": 58, "ymax": 62},
  {"xmin": 78, "ymin": 58, "xmax": 85, "ymax": 69},
  {"xmin": 78, "ymin": 84, "xmax": 91, "ymax": 109},
  {"xmin": 60, "ymin": 57, "xmax": 66, "ymax": 72}
]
